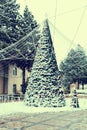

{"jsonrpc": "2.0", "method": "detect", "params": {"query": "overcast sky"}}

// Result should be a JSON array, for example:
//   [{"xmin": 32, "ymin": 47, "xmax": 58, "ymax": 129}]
[{"xmin": 16, "ymin": 0, "xmax": 87, "ymax": 66}]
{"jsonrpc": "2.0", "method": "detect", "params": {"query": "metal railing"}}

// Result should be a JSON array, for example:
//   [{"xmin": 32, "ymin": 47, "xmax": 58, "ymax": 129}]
[{"xmin": 0, "ymin": 94, "xmax": 24, "ymax": 103}]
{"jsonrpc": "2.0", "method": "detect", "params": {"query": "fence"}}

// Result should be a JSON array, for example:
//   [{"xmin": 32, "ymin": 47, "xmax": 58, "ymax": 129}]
[{"xmin": 0, "ymin": 94, "xmax": 24, "ymax": 103}]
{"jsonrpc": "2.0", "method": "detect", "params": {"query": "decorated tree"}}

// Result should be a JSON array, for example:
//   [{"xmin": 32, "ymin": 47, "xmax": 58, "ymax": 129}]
[
  {"xmin": 70, "ymin": 89, "xmax": 79, "ymax": 108},
  {"xmin": 24, "ymin": 19, "xmax": 62, "ymax": 107}
]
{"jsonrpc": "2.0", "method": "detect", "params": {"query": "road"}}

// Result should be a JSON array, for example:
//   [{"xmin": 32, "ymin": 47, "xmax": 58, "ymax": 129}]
[{"xmin": 0, "ymin": 109, "xmax": 87, "ymax": 130}]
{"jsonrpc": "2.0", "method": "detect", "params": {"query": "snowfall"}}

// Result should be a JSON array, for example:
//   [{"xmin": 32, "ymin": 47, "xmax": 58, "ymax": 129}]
[{"xmin": 0, "ymin": 97, "xmax": 87, "ymax": 116}]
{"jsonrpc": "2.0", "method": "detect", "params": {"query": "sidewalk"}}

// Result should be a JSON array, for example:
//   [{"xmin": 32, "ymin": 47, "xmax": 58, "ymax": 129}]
[{"xmin": 0, "ymin": 110, "xmax": 87, "ymax": 130}]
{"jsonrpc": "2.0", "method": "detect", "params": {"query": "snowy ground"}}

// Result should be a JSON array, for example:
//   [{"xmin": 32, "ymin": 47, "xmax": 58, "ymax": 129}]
[{"xmin": 0, "ymin": 98, "xmax": 87, "ymax": 116}]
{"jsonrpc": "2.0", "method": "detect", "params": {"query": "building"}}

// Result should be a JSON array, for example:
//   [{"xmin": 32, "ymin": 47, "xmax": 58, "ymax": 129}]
[{"xmin": 0, "ymin": 63, "xmax": 29, "ymax": 95}]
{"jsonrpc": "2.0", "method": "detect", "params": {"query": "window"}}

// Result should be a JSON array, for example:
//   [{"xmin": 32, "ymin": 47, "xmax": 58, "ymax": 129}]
[
  {"xmin": 13, "ymin": 84, "xmax": 17, "ymax": 94},
  {"xmin": 13, "ymin": 67, "xmax": 17, "ymax": 75}
]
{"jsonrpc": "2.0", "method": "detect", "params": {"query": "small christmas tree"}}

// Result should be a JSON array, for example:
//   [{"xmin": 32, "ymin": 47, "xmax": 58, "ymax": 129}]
[
  {"xmin": 70, "ymin": 89, "xmax": 79, "ymax": 108},
  {"xmin": 24, "ymin": 19, "xmax": 60, "ymax": 107}
]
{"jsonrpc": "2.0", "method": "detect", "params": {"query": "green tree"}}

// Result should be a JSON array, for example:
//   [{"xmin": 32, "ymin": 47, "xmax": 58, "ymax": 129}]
[
  {"xmin": 22, "ymin": 5, "xmax": 39, "ymax": 46},
  {"xmin": 23, "ymin": 5, "xmax": 38, "ymax": 34},
  {"xmin": 0, "ymin": 0, "xmax": 20, "ymax": 47},
  {"xmin": 24, "ymin": 19, "xmax": 59, "ymax": 107},
  {"xmin": 60, "ymin": 44, "xmax": 87, "ymax": 88},
  {"xmin": 0, "ymin": 1, "xmax": 39, "ymax": 49}
]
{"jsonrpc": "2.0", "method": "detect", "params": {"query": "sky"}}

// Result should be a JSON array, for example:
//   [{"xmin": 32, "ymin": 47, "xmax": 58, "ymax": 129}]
[{"xmin": 16, "ymin": 0, "xmax": 87, "ymax": 66}]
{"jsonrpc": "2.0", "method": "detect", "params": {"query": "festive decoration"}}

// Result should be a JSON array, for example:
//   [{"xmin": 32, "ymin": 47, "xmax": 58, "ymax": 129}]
[
  {"xmin": 24, "ymin": 19, "xmax": 65, "ymax": 107},
  {"xmin": 70, "ymin": 89, "xmax": 79, "ymax": 108}
]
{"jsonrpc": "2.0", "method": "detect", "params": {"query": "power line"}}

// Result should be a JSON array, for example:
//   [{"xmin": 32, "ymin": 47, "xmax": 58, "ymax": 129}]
[
  {"xmin": 48, "ymin": 4, "xmax": 87, "ymax": 19},
  {"xmin": 49, "ymin": 20, "xmax": 75, "ymax": 44},
  {"xmin": 0, "ymin": 25, "xmax": 39, "ymax": 53},
  {"xmin": 53, "ymin": 0, "xmax": 58, "ymax": 43},
  {"xmin": 49, "ymin": 5, "xmax": 87, "ymax": 58},
  {"xmin": 67, "ymin": 6, "xmax": 86, "ymax": 54},
  {"xmin": 72, "ymin": 7, "xmax": 86, "ymax": 43}
]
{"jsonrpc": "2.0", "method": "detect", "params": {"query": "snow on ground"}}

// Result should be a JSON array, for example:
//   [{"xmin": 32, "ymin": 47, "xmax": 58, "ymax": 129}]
[{"xmin": 0, "ymin": 98, "xmax": 87, "ymax": 116}]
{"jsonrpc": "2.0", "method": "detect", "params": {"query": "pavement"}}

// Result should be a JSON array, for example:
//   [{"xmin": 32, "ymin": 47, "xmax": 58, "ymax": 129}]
[{"xmin": 0, "ymin": 109, "xmax": 87, "ymax": 130}]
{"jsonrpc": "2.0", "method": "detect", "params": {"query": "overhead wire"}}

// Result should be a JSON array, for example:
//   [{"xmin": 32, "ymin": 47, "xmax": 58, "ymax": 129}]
[
  {"xmin": 49, "ymin": 5, "xmax": 87, "ymax": 60},
  {"xmin": 0, "ymin": 0, "xmax": 40, "ymax": 70},
  {"xmin": 48, "ymin": 4, "xmax": 87, "ymax": 19},
  {"xmin": 71, "ymin": 7, "xmax": 86, "ymax": 44},
  {"xmin": 53, "ymin": 0, "xmax": 58, "ymax": 43},
  {"xmin": 66, "ymin": 6, "xmax": 86, "ymax": 55},
  {"xmin": 49, "ymin": 20, "xmax": 74, "ymax": 44},
  {"xmin": 0, "ymin": 25, "xmax": 40, "ymax": 53},
  {"xmin": 0, "ymin": 27, "xmax": 39, "ymax": 69},
  {"xmin": 0, "ymin": 19, "xmax": 45, "ymax": 70}
]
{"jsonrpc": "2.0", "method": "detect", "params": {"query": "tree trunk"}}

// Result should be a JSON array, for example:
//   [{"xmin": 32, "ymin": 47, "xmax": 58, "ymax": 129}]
[
  {"xmin": 22, "ymin": 67, "xmax": 25, "ymax": 85},
  {"xmin": 76, "ymin": 80, "xmax": 79, "ymax": 89},
  {"xmin": 82, "ymin": 82, "xmax": 84, "ymax": 90}
]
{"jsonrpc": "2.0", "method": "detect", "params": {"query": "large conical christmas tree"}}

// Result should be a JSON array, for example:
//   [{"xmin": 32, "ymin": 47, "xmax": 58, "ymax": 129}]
[{"xmin": 24, "ymin": 19, "xmax": 60, "ymax": 107}]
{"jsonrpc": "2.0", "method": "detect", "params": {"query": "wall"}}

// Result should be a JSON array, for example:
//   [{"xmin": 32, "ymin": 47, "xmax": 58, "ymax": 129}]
[
  {"xmin": 8, "ymin": 65, "xmax": 22, "ymax": 94},
  {"xmin": 0, "ymin": 64, "xmax": 29, "ymax": 95}
]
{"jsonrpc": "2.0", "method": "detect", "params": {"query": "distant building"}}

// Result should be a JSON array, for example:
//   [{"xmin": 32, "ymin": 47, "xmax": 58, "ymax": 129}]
[
  {"xmin": 0, "ymin": 64, "xmax": 29, "ymax": 95},
  {"xmin": 70, "ymin": 81, "xmax": 87, "ymax": 94}
]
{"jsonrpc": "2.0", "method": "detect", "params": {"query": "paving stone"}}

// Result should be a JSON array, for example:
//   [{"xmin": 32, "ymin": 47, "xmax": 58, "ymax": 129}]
[
  {"xmin": 0, "ymin": 121, "xmax": 28, "ymax": 129},
  {"xmin": 0, "ymin": 110, "xmax": 87, "ymax": 130},
  {"xmin": 69, "ymin": 123, "xmax": 87, "ymax": 130},
  {"xmin": 23, "ymin": 124, "xmax": 58, "ymax": 130},
  {"xmin": 0, "ymin": 128, "xmax": 9, "ymax": 130}
]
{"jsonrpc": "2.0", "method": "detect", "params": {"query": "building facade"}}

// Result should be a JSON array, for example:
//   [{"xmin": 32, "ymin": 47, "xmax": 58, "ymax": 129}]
[{"xmin": 0, "ymin": 64, "xmax": 29, "ymax": 95}]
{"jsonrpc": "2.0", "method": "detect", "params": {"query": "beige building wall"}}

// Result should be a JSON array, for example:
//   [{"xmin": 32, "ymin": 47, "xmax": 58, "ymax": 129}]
[
  {"xmin": 8, "ymin": 65, "xmax": 29, "ymax": 94},
  {"xmin": 0, "ymin": 63, "xmax": 29, "ymax": 95},
  {"xmin": 8, "ymin": 65, "xmax": 22, "ymax": 94}
]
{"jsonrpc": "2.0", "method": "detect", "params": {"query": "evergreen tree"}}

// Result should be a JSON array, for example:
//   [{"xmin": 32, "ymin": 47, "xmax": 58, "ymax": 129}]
[
  {"xmin": 24, "ymin": 19, "xmax": 60, "ymax": 107},
  {"xmin": 23, "ymin": 5, "xmax": 38, "ymax": 34},
  {"xmin": 0, "ymin": 0, "xmax": 20, "ymax": 43},
  {"xmin": 70, "ymin": 89, "xmax": 79, "ymax": 108},
  {"xmin": 0, "ymin": 1, "xmax": 39, "ymax": 49},
  {"xmin": 21, "ymin": 5, "xmax": 39, "ymax": 48},
  {"xmin": 0, "ymin": 0, "xmax": 21, "ymax": 48},
  {"xmin": 60, "ymin": 44, "xmax": 87, "ymax": 88},
  {"xmin": 17, "ymin": 5, "xmax": 38, "ymax": 39}
]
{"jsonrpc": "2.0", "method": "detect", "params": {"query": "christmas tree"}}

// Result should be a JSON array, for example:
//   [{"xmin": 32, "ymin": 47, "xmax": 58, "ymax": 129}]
[
  {"xmin": 24, "ymin": 19, "xmax": 60, "ymax": 107},
  {"xmin": 70, "ymin": 89, "xmax": 79, "ymax": 108}
]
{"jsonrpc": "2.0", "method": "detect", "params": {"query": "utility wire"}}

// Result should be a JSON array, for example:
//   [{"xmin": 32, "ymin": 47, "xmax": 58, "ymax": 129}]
[
  {"xmin": 53, "ymin": 0, "xmax": 58, "ymax": 43},
  {"xmin": 49, "ymin": 6, "xmax": 86, "ymax": 58},
  {"xmin": 49, "ymin": 20, "xmax": 75, "ymax": 44},
  {"xmin": 72, "ymin": 7, "xmax": 86, "ymax": 43},
  {"xmin": 48, "ymin": 4, "xmax": 87, "ymax": 19},
  {"xmin": 67, "ymin": 6, "xmax": 86, "ymax": 54}
]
